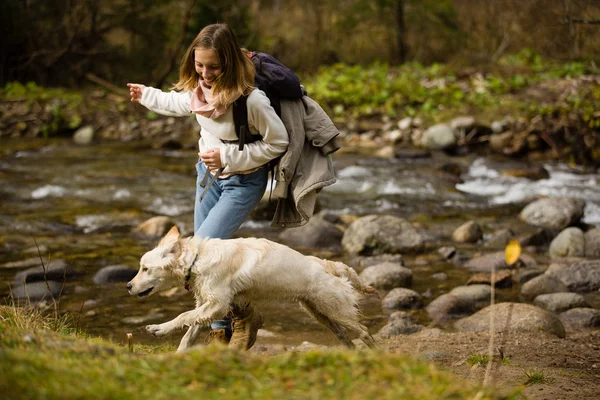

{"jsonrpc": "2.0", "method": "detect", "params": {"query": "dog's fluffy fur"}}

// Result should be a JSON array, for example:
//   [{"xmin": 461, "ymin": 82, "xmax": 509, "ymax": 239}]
[{"xmin": 127, "ymin": 226, "xmax": 376, "ymax": 351}]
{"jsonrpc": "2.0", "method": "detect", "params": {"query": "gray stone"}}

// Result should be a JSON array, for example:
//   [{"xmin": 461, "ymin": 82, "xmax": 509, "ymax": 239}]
[
  {"xmin": 421, "ymin": 124, "xmax": 457, "ymax": 150},
  {"xmin": 584, "ymin": 228, "xmax": 600, "ymax": 258},
  {"xmin": 73, "ymin": 125, "xmax": 94, "ymax": 145},
  {"xmin": 452, "ymin": 221, "xmax": 483, "ymax": 243},
  {"xmin": 93, "ymin": 265, "xmax": 137, "ymax": 285},
  {"xmin": 546, "ymin": 260, "xmax": 600, "ymax": 292},
  {"xmin": 134, "ymin": 216, "xmax": 177, "ymax": 238},
  {"xmin": 533, "ymin": 292, "xmax": 588, "ymax": 312},
  {"xmin": 519, "ymin": 197, "xmax": 585, "ymax": 230},
  {"xmin": 484, "ymin": 229, "xmax": 514, "ymax": 249},
  {"xmin": 454, "ymin": 302, "xmax": 566, "ymax": 338},
  {"xmin": 13, "ymin": 261, "xmax": 79, "ymax": 286},
  {"xmin": 463, "ymin": 251, "xmax": 536, "ymax": 273},
  {"xmin": 549, "ymin": 227, "xmax": 585, "ymax": 258},
  {"xmin": 2, "ymin": 257, "xmax": 65, "ymax": 270},
  {"xmin": 121, "ymin": 312, "xmax": 166, "ymax": 325},
  {"xmin": 521, "ymin": 274, "xmax": 569, "ymax": 300},
  {"xmin": 449, "ymin": 116, "xmax": 476, "ymax": 131},
  {"xmin": 432, "ymin": 272, "xmax": 448, "ymax": 281},
  {"xmin": 425, "ymin": 285, "xmax": 490, "ymax": 322},
  {"xmin": 11, "ymin": 281, "xmax": 63, "ymax": 301},
  {"xmin": 382, "ymin": 288, "xmax": 423, "ymax": 310},
  {"xmin": 376, "ymin": 311, "xmax": 423, "ymax": 338},
  {"xmin": 279, "ymin": 214, "xmax": 343, "ymax": 249},
  {"xmin": 437, "ymin": 246, "xmax": 456, "ymax": 259},
  {"xmin": 342, "ymin": 215, "xmax": 424, "ymax": 255},
  {"xmin": 358, "ymin": 262, "xmax": 412, "ymax": 290},
  {"xmin": 489, "ymin": 131, "xmax": 513, "ymax": 151},
  {"xmin": 559, "ymin": 308, "xmax": 600, "ymax": 329}
]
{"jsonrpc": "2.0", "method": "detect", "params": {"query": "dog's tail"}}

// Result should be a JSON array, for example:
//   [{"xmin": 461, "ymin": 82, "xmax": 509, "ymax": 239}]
[{"xmin": 310, "ymin": 256, "xmax": 379, "ymax": 298}]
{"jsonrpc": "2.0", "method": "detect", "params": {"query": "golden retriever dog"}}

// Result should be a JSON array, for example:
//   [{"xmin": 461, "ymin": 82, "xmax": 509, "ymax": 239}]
[{"xmin": 127, "ymin": 226, "xmax": 376, "ymax": 351}]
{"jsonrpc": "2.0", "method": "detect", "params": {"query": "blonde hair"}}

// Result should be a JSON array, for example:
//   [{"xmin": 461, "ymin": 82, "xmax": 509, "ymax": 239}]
[{"xmin": 173, "ymin": 23, "xmax": 255, "ymax": 108}]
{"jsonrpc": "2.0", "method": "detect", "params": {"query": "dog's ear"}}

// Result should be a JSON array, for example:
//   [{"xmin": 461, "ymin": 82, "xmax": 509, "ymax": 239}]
[{"xmin": 158, "ymin": 226, "xmax": 180, "ymax": 247}]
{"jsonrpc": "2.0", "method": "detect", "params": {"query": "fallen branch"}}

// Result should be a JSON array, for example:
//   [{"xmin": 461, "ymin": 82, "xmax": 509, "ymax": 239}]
[{"xmin": 85, "ymin": 73, "xmax": 128, "ymax": 97}]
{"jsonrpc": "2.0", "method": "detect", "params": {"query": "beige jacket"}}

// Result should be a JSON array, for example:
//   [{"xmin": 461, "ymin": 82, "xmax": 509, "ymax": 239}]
[{"xmin": 270, "ymin": 96, "xmax": 340, "ymax": 228}]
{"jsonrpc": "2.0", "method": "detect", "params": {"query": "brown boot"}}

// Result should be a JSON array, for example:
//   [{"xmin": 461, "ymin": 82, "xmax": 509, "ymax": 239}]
[
  {"xmin": 204, "ymin": 328, "xmax": 229, "ymax": 345},
  {"xmin": 228, "ymin": 303, "xmax": 263, "ymax": 351}
]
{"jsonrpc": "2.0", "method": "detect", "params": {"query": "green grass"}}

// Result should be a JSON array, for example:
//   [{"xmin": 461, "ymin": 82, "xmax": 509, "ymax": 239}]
[
  {"xmin": 467, "ymin": 354, "xmax": 511, "ymax": 367},
  {"xmin": 523, "ymin": 370, "xmax": 553, "ymax": 386},
  {"xmin": 0, "ymin": 306, "xmax": 505, "ymax": 400}
]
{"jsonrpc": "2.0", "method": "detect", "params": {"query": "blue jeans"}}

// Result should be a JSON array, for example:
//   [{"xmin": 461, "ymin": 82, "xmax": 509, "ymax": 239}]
[{"xmin": 194, "ymin": 160, "xmax": 268, "ymax": 239}]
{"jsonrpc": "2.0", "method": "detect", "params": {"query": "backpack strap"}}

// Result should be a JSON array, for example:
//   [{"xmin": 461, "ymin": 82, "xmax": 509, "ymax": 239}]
[{"xmin": 232, "ymin": 95, "xmax": 249, "ymax": 151}]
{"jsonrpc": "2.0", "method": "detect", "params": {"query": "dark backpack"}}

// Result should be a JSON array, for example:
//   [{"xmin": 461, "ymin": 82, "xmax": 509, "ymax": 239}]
[{"xmin": 232, "ymin": 52, "xmax": 304, "ymax": 151}]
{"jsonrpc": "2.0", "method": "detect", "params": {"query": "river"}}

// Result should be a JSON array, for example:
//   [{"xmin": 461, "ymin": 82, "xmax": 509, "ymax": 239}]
[{"xmin": 1, "ymin": 138, "xmax": 599, "ymax": 347}]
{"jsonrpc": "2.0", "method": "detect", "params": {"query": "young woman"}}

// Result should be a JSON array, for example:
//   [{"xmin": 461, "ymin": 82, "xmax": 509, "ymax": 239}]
[{"xmin": 127, "ymin": 23, "xmax": 288, "ymax": 351}]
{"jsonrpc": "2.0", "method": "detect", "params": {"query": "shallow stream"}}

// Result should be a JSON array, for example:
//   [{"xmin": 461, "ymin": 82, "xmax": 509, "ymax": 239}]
[{"xmin": 1, "ymin": 138, "xmax": 599, "ymax": 347}]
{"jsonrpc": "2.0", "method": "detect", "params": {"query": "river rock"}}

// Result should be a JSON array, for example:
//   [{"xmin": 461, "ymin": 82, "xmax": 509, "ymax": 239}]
[
  {"xmin": 454, "ymin": 302, "xmax": 566, "ymax": 338},
  {"xmin": 489, "ymin": 131, "xmax": 513, "ymax": 152},
  {"xmin": 13, "ymin": 261, "xmax": 80, "ymax": 285},
  {"xmin": 501, "ymin": 166, "xmax": 549, "ymax": 180},
  {"xmin": 73, "ymin": 125, "xmax": 94, "ymax": 145},
  {"xmin": 533, "ymin": 292, "xmax": 588, "ymax": 313},
  {"xmin": 342, "ymin": 215, "xmax": 424, "ymax": 255},
  {"xmin": 382, "ymin": 288, "xmax": 423, "ymax": 310},
  {"xmin": 518, "ymin": 228, "xmax": 559, "ymax": 247},
  {"xmin": 449, "ymin": 116, "xmax": 476, "ymax": 131},
  {"xmin": 358, "ymin": 262, "xmax": 412, "ymax": 290},
  {"xmin": 93, "ymin": 265, "xmax": 137, "ymax": 285},
  {"xmin": 467, "ymin": 270, "xmax": 513, "ymax": 287},
  {"xmin": 1, "ymin": 257, "xmax": 65, "ymax": 270},
  {"xmin": 584, "ymin": 228, "xmax": 600, "ymax": 258},
  {"xmin": 121, "ymin": 312, "xmax": 166, "ymax": 325},
  {"xmin": 521, "ymin": 274, "xmax": 569, "ymax": 300},
  {"xmin": 548, "ymin": 227, "xmax": 585, "ymax": 258},
  {"xmin": 463, "ymin": 251, "xmax": 536, "ymax": 273},
  {"xmin": 545, "ymin": 260, "xmax": 600, "ymax": 292},
  {"xmin": 425, "ymin": 285, "xmax": 491, "ymax": 321},
  {"xmin": 376, "ymin": 311, "xmax": 424, "ymax": 338},
  {"xmin": 483, "ymin": 229, "xmax": 514, "ymax": 249},
  {"xmin": 355, "ymin": 254, "xmax": 405, "ymax": 270},
  {"xmin": 514, "ymin": 268, "xmax": 545, "ymax": 285},
  {"xmin": 559, "ymin": 308, "xmax": 600, "ymax": 329},
  {"xmin": 451, "ymin": 221, "xmax": 483, "ymax": 243},
  {"xmin": 519, "ymin": 197, "xmax": 585, "ymax": 230},
  {"xmin": 420, "ymin": 124, "xmax": 457, "ymax": 150},
  {"xmin": 279, "ymin": 214, "xmax": 343, "ymax": 249},
  {"xmin": 12, "ymin": 281, "xmax": 63, "ymax": 301},
  {"xmin": 134, "ymin": 216, "xmax": 177, "ymax": 238}
]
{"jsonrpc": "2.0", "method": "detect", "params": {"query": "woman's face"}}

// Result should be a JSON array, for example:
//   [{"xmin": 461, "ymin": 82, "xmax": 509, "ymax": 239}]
[{"xmin": 194, "ymin": 48, "xmax": 222, "ymax": 88}]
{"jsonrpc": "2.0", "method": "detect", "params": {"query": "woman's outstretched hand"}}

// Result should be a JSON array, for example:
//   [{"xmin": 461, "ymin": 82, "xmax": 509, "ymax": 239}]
[
  {"xmin": 127, "ymin": 83, "xmax": 145, "ymax": 103},
  {"xmin": 199, "ymin": 148, "xmax": 222, "ymax": 170}
]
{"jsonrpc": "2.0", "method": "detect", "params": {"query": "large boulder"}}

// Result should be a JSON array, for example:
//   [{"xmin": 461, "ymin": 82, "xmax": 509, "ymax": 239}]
[
  {"xmin": 279, "ymin": 214, "xmax": 343, "ymax": 249},
  {"xmin": 12, "ymin": 281, "xmax": 63, "ymax": 301},
  {"xmin": 454, "ymin": 302, "xmax": 566, "ymax": 338},
  {"xmin": 533, "ymin": 292, "xmax": 588, "ymax": 313},
  {"xmin": 425, "ymin": 285, "xmax": 491, "ymax": 321},
  {"xmin": 548, "ymin": 227, "xmax": 585, "ymax": 258},
  {"xmin": 559, "ymin": 308, "xmax": 600, "ymax": 329},
  {"xmin": 342, "ymin": 215, "xmax": 424, "ymax": 255},
  {"xmin": 13, "ymin": 261, "xmax": 80, "ymax": 286},
  {"xmin": 584, "ymin": 228, "xmax": 600, "ymax": 258},
  {"xmin": 358, "ymin": 262, "xmax": 412, "ymax": 290},
  {"xmin": 521, "ymin": 274, "xmax": 569, "ymax": 300},
  {"xmin": 545, "ymin": 260, "xmax": 600, "ymax": 292},
  {"xmin": 420, "ymin": 124, "xmax": 457, "ymax": 150},
  {"xmin": 519, "ymin": 198, "xmax": 585, "ymax": 230}
]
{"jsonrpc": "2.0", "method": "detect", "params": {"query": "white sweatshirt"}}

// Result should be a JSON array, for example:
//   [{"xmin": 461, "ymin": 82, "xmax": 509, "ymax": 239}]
[{"xmin": 140, "ymin": 87, "xmax": 289, "ymax": 174}]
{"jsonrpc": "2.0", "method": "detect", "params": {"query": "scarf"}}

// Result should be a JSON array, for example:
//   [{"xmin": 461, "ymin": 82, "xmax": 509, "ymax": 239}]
[{"xmin": 190, "ymin": 80, "xmax": 228, "ymax": 119}]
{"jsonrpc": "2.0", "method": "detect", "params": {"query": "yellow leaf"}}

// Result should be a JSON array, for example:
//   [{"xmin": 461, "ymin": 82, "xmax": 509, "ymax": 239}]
[{"xmin": 505, "ymin": 240, "xmax": 521, "ymax": 266}]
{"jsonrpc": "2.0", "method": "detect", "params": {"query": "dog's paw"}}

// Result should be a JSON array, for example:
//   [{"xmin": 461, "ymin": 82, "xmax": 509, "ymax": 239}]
[{"xmin": 146, "ymin": 323, "xmax": 172, "ymax": 337}]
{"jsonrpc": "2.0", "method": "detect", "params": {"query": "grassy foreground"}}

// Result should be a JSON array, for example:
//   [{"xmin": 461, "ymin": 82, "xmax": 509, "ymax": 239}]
[{"xmin": 0, "ymin": 306, "xmax": 509, "ymax": 400}]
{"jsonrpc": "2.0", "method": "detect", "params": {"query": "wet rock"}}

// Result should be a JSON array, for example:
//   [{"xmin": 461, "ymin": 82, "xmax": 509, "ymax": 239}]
[
  {"xmin": 501, "ymin": 166, "xmax": 549, "ymax": 181},
  {"xmin": 519, "ymin": 197, "xmax": 585, "ymax": 230},
  {"xmin": 454, "ymin": 303, "xmax": 566, "ymax": 338},
  {"xmin": 449, "ymin": 116, "xmax": 476, "ymax": 131},
  {"xmin": 451, "ymin": 221, "xmax": 483, "ymax": 243},
  {"xmin": 549, "ymin": 227, "xmax": 585, "ymax": 259},
  {"xmin": 134, "ymin": 216, "xmax": 177, "ymax": 238},
  {"xmin": 12, "ymin": 281, "xmax": 63, "ymax": 301},
  {"xmin": 533, "ymin": 292, "xmax": 588, "ymax": 313},
  {"xmin": 559, "ymin": 308, "xmax": 600, "ymax": 329},
  {"xmin": 463, "ymin": 251, "xmax": 536, "ymax": 273},
  {"xmin": 121, "ymin": 312, "xmax": 166, "ymax": 325},
  {"xmin": 394, "ymin": 148, "xmax": 431, "ymax": 159},
  {"xmin": 13, "ymin": 261, "xmax": 79, "ymax": 285},
  {"xmin": 484, "ymin": 229, "xmax": 514, "ymax": 249},
  {"xmin": 432, "ymin": 272, "xmax": 448, "ymax": 281},
  {"xmin": 421, "ymin": 124, "xmax": 457, "ymax": 150},
  {"xmin": 382, "ymin": 288, "xmax": 423, "ymax": 310},
  {"xmin": 514, "ymin": 268, "xmax": 545, "ymax": 285},
  {"xmin": 489, "ymin": 131, "xmax": 513, "ymax": 152},
  {"xmin": 73, "ymin": 125, "xmax": 94, "ymax": 145},
  {"xmin": 279, "ymin": 214, "xmax": 343, "ymax": 249},
  {"xmin": 545, "ymin": 260, "xmax": 600, "ymax": 292},
  {"xmin": 425, "ymin": 285, "xmax": 491, "ymax": 321},
  {"xmin": 521, "ymin": 274, "xmax": 569, "ymax": 300},
  {"xmin": 518, "ymin": 228, "xmax": 559, "ymax": 247},
  {"xmin": 376, "ymin": 311, "xmax": 424, "ymax": 338},
  {"xmin": 584, "ymin": 228, "xmax": 600, "ymax": 258},
  {"xmin": 342, "ymin": 215, "xmax": 424, "ymax": 255},
  {"xmin": 2, "ymin": 257, "xmax": 67, "ymax": 270},
  {"xmin": 437, "ymin": 246, "xmax": 456, "ymax": 260},
  {"xmin": 467, "ymin": 270, "xmax": 513, "ymax": 288},
  {"xmin": 358, "ymin": 262, "xmax": 412, "ymax": 290},
  {"xmin": 351, "ymin": 254, "xmax": 405, "ymax": 272},
  {"xmin": 93, "ymin": 265, "xmax": 137, "ymax": 285}
]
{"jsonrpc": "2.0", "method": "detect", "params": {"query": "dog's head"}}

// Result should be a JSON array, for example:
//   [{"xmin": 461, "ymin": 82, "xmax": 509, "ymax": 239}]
[{"xmin": 127, "ymin": 226, "xmax": 183, "ymax": 298}]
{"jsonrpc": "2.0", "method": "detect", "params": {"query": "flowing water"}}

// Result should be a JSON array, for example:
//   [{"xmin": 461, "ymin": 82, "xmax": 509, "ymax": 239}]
[{"xmin": 1, "ymin": 138, "xmax": 599, "ymax": 347}]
